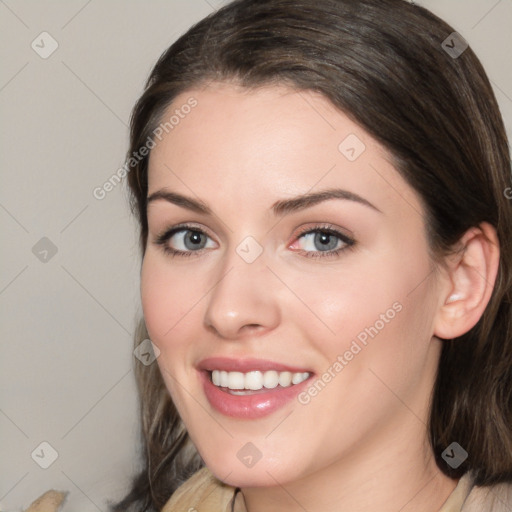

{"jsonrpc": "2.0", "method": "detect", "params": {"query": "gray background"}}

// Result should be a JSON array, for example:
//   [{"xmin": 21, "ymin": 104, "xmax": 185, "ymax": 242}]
[{"xmin": 0, "ymin": 1, "xmax": 511, "ymax": 510}]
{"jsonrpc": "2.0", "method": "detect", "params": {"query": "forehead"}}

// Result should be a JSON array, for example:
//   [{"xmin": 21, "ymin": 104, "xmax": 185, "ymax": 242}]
[{"xmin": 147, "ymin": 82, "xmax": 423, "ymax": 221}]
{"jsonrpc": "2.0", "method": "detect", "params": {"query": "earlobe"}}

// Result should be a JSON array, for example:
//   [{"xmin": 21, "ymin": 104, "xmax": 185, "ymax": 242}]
[{"xmin": 433, "ymin": 222, "xmax": 500, "ymax": 340}]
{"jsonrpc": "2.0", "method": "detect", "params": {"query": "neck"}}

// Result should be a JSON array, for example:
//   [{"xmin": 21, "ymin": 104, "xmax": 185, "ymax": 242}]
[{"xmin": 238, "ymin": 416, "xmax": 458, "ymax": 512}]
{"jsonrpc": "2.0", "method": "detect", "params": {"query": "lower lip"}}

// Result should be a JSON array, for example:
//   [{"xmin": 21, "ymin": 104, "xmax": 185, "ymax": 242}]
[{"xmin": 200, "ymin": 371, "xmax": 312, "ymax": 419}]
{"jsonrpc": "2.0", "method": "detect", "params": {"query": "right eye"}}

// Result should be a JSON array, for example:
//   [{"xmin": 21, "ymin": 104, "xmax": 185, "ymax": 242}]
[{"xmin": 154, "ymin": 225, "xmax": 216, "ymax": 257}]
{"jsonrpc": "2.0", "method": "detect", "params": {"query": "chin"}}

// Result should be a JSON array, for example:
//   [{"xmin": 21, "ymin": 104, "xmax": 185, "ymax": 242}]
[
  {"xmin": 202, "ymin": 448, "xmax": 302, "ymax": 489},
  {"xmin": 212, "ymin": 466, "xmax": 289, "ymax": 489}
]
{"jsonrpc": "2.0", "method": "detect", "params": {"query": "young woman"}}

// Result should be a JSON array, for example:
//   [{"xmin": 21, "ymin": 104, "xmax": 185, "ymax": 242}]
[{"xmin": 112, "ymin": 0, "xmax": 512, "ymax": 510}]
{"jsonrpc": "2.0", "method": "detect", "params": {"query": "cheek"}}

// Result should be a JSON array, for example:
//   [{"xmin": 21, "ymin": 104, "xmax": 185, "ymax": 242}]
[
  {"xmin": 287, "ymin": 253, "xmax": 437, "ymax": 447},
  {"xmin": 140, "ymin": 254, "xmax": 202, "ymax": 408},
  {"xmin": 290, "ymin": 244, "xmax": 435, "ymax": 365},
  {"xmin": 140, "ymin": 253, "xmax": 200, "ymax": 351}
]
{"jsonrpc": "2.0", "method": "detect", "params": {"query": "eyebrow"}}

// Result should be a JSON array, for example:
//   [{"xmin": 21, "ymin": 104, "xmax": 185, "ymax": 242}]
[{"xmin": 146, "ymin": 188, "xmax": 382, "ymax": 216}]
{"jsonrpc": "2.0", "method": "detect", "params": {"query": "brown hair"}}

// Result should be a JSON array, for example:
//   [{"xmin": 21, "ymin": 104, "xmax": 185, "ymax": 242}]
[{"xmin": 111, "ymin": 0, "xmax": 512, "ymax": 509}]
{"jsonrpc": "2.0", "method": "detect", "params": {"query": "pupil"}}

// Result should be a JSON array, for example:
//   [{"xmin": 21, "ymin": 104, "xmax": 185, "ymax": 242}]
[
  {"xmin": 320, "ymin": 234, "xmax": 329, "ymax": 245},
  {"xmin": 314, "ymin": 232, "xmax": 337, "ymax": 251},
  {"xmin": 185, "ymin": 231, "xmax": 204, "ymax": 249}
]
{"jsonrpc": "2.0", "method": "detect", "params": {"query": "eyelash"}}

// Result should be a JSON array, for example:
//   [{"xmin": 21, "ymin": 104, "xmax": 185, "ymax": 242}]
[{"xmin": 153, "ymin": 223, "xmax": 356, "ymax": 260}]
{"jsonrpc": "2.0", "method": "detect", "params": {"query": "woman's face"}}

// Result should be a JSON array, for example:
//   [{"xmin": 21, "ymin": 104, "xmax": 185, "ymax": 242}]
[{"xmin": 141, "ymin": 83, "xmax": 445, "ymax": 488}]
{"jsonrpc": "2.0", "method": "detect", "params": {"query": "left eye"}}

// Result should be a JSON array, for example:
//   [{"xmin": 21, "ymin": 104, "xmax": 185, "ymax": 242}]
[{"xmin": 293, "ymin": 228, "xmax": 354, "ymax": 255}]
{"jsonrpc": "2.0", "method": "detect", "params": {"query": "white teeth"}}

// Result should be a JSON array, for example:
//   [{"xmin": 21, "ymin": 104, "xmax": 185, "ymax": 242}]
[
  {"xmin": 292, "ymin": 372, "xmax": 310, "ymax": 385},
  {"xmin": 228, "ymin": 371, "xmax": 245, "ymax": 390},
  {"xmin": 278, "ymin": 371, "xmax": 292, "ymax": 387},
  {"xmin": 263, "ymin": 370, "xmax": 279, "ymax": 389},
  {"xmin": 210, "ymin": 369, "xmax": 310, "ymax": 391},
  {"xmin": 245, "ymin": 371, "xmax": 263, "ymax": 390}
]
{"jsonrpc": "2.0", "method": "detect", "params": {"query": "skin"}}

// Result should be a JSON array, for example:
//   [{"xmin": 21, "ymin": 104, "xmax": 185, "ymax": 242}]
[{"xmin": 141, "ymin": 83, "xmax": 499, "ymax": 511}]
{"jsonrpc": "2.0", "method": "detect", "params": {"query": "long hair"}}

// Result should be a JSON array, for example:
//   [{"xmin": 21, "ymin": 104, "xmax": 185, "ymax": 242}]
[{"xmin": 111, "ymin": 0, "xmax": 512, "ymax": 509}]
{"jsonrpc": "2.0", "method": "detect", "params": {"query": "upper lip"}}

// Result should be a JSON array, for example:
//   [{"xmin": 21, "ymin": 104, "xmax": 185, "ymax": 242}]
[{"xmin": 198, "ymin": 357, "xmax": 312, "ymax": 374}]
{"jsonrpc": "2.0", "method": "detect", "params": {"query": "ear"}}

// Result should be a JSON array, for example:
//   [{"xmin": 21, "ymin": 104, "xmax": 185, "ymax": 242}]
[{"xmin": 433, "ymin": 222, "xmax": 500, "ymax": 340}]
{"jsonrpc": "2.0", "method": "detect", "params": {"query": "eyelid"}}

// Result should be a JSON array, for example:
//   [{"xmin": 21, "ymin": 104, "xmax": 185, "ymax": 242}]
[
  {"xmin": 154, "ymin": 222, "xmax": 216, "ymax": 244},
  {"xmin": 293, "ymin": 222, "xmax": 354, "ymax": 240}
]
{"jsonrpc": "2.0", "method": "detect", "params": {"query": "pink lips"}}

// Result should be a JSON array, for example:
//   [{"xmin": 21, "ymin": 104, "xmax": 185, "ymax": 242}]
[
  {"xmin": 198, "ymin": 357, "xmax": 311, "ymax": 374},
  {"xmin": 198, "ymin": 357, "xmax": 313, "ymax": 419}
]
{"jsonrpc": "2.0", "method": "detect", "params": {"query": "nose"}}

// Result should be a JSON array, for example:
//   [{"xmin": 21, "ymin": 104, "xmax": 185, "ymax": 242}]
[{"xmin": 203, "ymin": 252, "xmax": 281, "ymax": 340}]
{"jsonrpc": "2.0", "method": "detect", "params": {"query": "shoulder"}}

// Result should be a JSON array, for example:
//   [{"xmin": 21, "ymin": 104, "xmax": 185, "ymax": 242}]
[
  {"xmin": 161, "ymin": 467, "xmax": 237, "ymax": 512},
  {"xmin": 462, "ymin": 477, "xmax": 512, "ymax": 512}
]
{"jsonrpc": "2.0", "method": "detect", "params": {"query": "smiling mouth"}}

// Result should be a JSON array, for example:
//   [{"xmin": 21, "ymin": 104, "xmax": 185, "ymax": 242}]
[{"xmin": 208, "ymin": 369, "xmax": 311, "ymax": 394}]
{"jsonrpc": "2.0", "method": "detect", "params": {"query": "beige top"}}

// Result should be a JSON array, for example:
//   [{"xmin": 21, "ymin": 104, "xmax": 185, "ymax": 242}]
[{"xmin": 162, "ymin": 467, "xmax": 512, "ymax": 512}]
